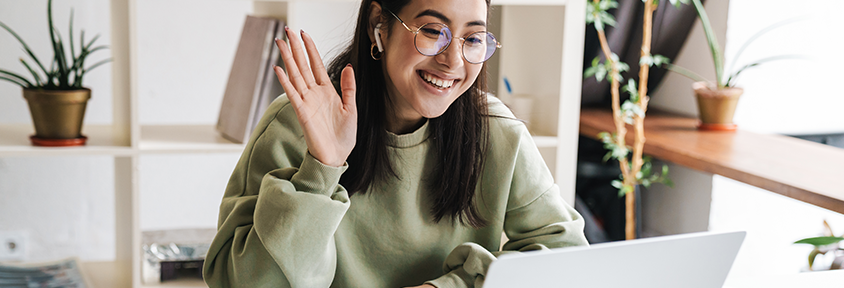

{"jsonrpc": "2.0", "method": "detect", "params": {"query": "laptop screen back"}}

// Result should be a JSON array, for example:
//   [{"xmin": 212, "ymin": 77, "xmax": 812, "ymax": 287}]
[{"xmin": 484, "ymin": 231, "xmax": 746, "ymax": 288}]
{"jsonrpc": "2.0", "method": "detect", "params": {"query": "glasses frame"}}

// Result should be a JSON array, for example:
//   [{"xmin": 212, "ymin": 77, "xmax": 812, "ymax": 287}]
[{"xmin": 385, "ymin": 9, "xmax": 502, "ymax": 64}]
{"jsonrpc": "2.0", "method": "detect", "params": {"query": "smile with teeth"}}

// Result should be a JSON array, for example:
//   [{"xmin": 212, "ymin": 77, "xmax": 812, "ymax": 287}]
[{"xmin": 419, "ymin": 71, "xmax": 455, "ymax": 89}]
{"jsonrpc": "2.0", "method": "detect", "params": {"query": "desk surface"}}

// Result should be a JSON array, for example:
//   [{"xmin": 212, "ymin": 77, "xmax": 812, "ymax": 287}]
[{"xmin": 579, "ymin": 108, "xmax": 844, "ymax": 213}]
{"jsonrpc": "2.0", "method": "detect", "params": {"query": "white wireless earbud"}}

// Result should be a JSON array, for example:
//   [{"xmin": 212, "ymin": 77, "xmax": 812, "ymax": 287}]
[{"xmin": 374, "ymin": 23, "xmax": 384, "ymax": 52}]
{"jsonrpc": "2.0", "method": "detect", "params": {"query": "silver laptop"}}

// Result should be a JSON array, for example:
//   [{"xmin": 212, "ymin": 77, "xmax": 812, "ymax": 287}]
[{"xmin": 484, "ymin": 231, "xmax": 746, "ymax": 288}]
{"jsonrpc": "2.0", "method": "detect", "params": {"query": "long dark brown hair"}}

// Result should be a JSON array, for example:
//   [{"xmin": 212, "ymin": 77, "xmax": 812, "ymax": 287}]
[{"xmin": 328, "ymin": 0, "xmax": 492, "ymax": 228}]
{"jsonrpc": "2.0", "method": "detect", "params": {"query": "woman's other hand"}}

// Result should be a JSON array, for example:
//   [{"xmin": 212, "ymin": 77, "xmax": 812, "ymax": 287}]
[{"xmin": 274, "ymin": 28, "xmax": 357, "ymax": 167}]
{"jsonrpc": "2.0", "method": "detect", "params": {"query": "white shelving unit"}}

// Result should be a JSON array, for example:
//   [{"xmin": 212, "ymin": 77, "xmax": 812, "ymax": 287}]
[{"xmin": 0, "ymin": 0, "xmax": 585, "ymax": 287}]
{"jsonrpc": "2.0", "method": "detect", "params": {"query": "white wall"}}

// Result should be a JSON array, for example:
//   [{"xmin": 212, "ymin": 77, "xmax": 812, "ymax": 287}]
[
  {"xmin": 0, "ymin": 0, "xmax": 360, "ymax": 263},
  {"xmin": 725, "ymin": 0, "xmax": 844, "ymax": 135},
  {"xmin": 712, "ymin": 0, "xmax": 844, "ymax": 277},
  {"xmin": 647, "ymin": 0, "xmax": 844, "ymax": 279}
]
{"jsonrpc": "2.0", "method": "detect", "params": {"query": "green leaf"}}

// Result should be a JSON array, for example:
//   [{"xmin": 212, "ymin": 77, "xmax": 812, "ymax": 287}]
[
  {"xmin": 727, "ymin": 54, "xmax": 805, "ymax": 87},
  {"xmin": 622, "ymin": 79, "xmax": 639, "ymax": 102},
  {"xmin": 616, "ymin": 61, "xmax": 630, "ymax": 72},
  {"xmin": 669, "ymin": 0, "xmax": 690, "ymax": 8},
  {"xmin": 603, "ymin": 151, "xmax": 613, "ymax": 163},
  {"xmin": 82, "ymin": 58, "xmax": 111, "ymax": 75},
  {"xmin": 599, "ymin": 0, "xmax": 619, "ymax": 10},
  {"xmin": 728, "ymin": 16, "xmax": 807, "ymax": 79},
  {"xmin": 596, "ymin": 68, "xmax": 606, "ymax": 82},
  {"xmin": 599, "ymin": 12, "xmax": 617, "ymax": 27},
  {"xmin": 618, "ymin": 184, "xmax": 634, "ymax": 197},
  {"xmin": 611, "ymin": 180, "xmax": 623, "ymax": 189},
  {"xmin": 653, "ymin": 54, "xmax": 671, "ymax": 66},
  {"xmin": 808, "ymin": 249, "xmax": 821, "ymax": 270},
  {"xmin": 19, "ymin": 58, "xmax": 42, "ymax": 86},
  {"xmin": 594, "ymin": 18, "xmax": 604, "ymax": 31},
  {"xmin": 663, "ymin": 178, "xmax": 674, "ymax": 188},
  {"xmin": 0, "ymin": 69, "xmax": 33, "ymax": 87},
  {"xmin": 665, "ymin": 63, "xmax": 708, "ymax": 83},
  {"xmin": 584, "ymin": 66, "xmax": 598, "ymax": 78},
  {"xmin": 69, "ymin": 9, "xmax": 75, "ymax": 68},
  {"xmin": 585, "ymin": 12, "xmax": 596, "ymax": 24},
  {"xmin": 0, "ymin": 21, "xmax": 50, "ymax": 79},
  {"xmin": 640, "ymin": 55, "xmax": 654, "ymax": 67},
  {"xmin": 691, "ymin": 0, "xmax": 725, "ymax": 88},
  {"xmin": 0, "ymin": 76, "xmax": 27, "ymax": 88},
  {"xmin": 794, "ymin": 236, "xmax": 844, "ymax": 247}
]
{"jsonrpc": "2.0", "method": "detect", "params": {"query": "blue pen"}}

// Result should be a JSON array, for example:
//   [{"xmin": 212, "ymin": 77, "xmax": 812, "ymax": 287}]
[{"xmin": 503, "ymin": 77, "xmax": 512, "ymax": 95}]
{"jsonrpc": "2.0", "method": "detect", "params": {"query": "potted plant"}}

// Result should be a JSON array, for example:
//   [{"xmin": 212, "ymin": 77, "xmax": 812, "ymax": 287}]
[
  {"xmin": 0, "ymin": 0, "xmax": 111, "ymax": 146},
  {"xmin": 794, "ymin": 220, "xmax": 844, "ymax": 271},
  {"xmin": 660, "ymin": 0, "xmax": 802, "ymax": 131}
]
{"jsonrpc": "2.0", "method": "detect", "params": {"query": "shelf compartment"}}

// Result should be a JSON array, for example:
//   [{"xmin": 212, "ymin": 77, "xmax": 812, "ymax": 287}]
[
  {"xmin": 0, "ymin": 124, "xmax": 133, "ymax": 157},
  {"xmin": 140, "ymin": 125, "xmax": 245, "ymax": 154}
]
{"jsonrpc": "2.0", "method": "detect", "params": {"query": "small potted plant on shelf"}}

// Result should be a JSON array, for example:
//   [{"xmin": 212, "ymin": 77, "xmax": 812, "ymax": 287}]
[
  {"xmin": 794, "ymin": 220, "xmax": 844, "ymax": 271},
  {"xmin": 661, "ymin": 0, "xmax": 802, "ymax": 131},
  {"xmin": 0, "ymin": 0, "xmax": 111, "ymax": 146}
]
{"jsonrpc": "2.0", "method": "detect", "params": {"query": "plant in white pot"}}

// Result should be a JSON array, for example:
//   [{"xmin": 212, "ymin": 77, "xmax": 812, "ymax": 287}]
[
  {"xmin": 0, "ymin": 0, "xmax": 111, "ymax": 146},
  {"xmin": 661, "ymin": 0, "xmax": 802, "ymax": 131}
]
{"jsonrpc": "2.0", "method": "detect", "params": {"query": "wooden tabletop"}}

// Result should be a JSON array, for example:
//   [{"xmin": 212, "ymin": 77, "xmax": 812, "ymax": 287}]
[{"xmin": 579, "ymin": 108, "xmax": 844, "ymax": 213}]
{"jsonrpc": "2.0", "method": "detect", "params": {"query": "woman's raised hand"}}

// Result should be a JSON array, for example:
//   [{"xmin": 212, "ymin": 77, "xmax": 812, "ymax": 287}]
[{"xmin": 273, "ymin": 28, "xmax": 357, "ymax": 167}]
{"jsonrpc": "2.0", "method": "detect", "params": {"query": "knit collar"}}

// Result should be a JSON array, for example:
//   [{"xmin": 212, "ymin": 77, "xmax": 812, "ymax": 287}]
[{"xmin": 386, "ymin": 119, "xmax": 430, "ymax": 148}]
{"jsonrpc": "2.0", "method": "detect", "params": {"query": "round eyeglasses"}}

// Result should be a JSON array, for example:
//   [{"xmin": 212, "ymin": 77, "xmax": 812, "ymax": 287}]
[{"xmin": 386, "ymin": 9, "xmax": 502, "ymax": 64}]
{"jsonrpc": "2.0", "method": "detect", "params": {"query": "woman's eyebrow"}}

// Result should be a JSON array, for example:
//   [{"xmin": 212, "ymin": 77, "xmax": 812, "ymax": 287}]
[{"xmin": 415, "ymin": 9, "xmax": 487, "ymax": 27}]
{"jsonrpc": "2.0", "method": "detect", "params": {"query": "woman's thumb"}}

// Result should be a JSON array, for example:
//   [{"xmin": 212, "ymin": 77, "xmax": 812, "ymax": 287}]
[{"xmin": 340, "ymin": 64, "xmax": 356, "ymax": 110}]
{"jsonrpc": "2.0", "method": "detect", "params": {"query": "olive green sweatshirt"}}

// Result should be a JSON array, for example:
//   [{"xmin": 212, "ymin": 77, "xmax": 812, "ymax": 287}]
[{"xmin": 203, "ymin": 94, "xmax": 588, "ymax": 288}]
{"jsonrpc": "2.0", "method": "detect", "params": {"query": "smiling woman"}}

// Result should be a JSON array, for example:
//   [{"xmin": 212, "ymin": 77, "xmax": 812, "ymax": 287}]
[{"xmin": 201, "ymin": 0, "xmax": 589, "ymax": 287}]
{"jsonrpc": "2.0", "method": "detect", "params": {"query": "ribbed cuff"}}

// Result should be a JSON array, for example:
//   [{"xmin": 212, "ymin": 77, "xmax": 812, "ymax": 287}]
[{"xmin": 289, "ymin": 152, "xmax": 348, "ymax": 196}]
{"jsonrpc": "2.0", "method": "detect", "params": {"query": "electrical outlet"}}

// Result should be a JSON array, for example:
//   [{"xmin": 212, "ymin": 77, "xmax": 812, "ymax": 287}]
[{"xmin": 0, "ymin": 231, "xmax": 27, "ymax": 261}]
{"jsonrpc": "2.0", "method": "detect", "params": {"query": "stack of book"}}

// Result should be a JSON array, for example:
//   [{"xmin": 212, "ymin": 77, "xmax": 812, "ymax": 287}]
[{"xmin": 217, "ymin": 15, "xmax": 286, "ymax": 144}]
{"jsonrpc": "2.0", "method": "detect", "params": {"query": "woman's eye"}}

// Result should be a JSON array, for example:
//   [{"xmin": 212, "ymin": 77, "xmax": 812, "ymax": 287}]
[
  {"xmin": 421, "ymin": 27, "xmax": 443, "ymax": 37},
  {"xmin": 465, "ymin": 36, "xmax": 484, "ymax": 46}
]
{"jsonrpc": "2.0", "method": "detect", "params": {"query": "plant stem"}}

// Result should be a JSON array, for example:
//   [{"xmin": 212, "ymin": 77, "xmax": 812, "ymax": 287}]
[{"xmin": 595, "ymin": 23, "xmax": 631, "ymax": 181}]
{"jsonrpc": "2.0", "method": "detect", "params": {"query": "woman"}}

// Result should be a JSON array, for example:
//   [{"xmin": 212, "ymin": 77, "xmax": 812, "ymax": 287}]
[{"xmin": 202, "ymin": 0, "xmax": 588, "ymax": 287}]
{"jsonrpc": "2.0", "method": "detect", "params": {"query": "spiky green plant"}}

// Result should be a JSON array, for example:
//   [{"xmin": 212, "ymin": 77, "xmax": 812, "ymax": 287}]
[{"xmin": 0, "ymin": 0, "xmax": 111, "ymax": 90}]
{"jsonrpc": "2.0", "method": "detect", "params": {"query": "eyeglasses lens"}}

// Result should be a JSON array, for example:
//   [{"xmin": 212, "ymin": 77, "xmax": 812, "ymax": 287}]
[
  {"xmin": 414, "ymin": 24, "xmax": 498, "ymax": 64},
  {"xmin": 415, "ymin": 23, "xmax": 452, "ymax": 55}
]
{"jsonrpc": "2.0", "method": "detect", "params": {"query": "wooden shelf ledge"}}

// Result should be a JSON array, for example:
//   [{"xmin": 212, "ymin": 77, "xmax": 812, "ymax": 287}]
[{"xmin": 580, "ymin": 108, "xmax": 844, "ymax": 214}]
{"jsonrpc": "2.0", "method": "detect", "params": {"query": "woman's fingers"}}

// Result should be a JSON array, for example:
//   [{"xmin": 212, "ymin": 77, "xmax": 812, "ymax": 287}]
[
  {"xmin": 286, "ymin": 28, "xmax": 318, "ymax": 88},
  {"xmin": 273, "ymin": 65, "xmax": 303, "ymax": 108},
  {"xmin": 301, "ymin": 31, "xmax": 329, "ymax": 86},
  {"xmin": 276, "ymin": 38, "xmax": 309, "ymax": 94}
]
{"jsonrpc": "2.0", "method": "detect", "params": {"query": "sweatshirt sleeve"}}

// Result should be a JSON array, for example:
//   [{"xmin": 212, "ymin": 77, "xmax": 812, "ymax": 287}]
[
  {"xmin": 426, "ymin": 99, "xmax": 589, "ymax": 288},
  {"xmin": 203, "ymin": 96, "xmax": 351, "ymax": 288},
  {"xmin": 425, "ymin": 188, "xmax": 587, "ymax": 288}
]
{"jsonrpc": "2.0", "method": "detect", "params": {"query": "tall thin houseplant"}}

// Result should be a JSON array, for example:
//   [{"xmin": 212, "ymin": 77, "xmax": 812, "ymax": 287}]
[{"xmin": 584, "ymin": 0, "xmax": 679, "ymax": 240}]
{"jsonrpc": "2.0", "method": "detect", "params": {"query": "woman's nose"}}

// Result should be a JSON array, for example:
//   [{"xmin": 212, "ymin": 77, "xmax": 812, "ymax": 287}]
[{"xmin": 435, "ymin": 38, "xmax": 463, "ymax": 68}]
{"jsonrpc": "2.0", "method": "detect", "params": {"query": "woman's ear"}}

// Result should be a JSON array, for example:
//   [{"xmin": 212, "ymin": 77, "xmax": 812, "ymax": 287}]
[{"xmin": 367, "ymin": 1, "xmax": 384, "ymax": 44}]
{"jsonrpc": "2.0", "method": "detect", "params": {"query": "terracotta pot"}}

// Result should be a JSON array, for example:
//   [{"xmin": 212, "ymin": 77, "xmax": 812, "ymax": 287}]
[
  {"xmin": 692, "ymin": 82, "xmax": 743, "ymax": 131},
  {"xmin": 23, "ymin": 88, "xmax": 91, "ymax": 145}
]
